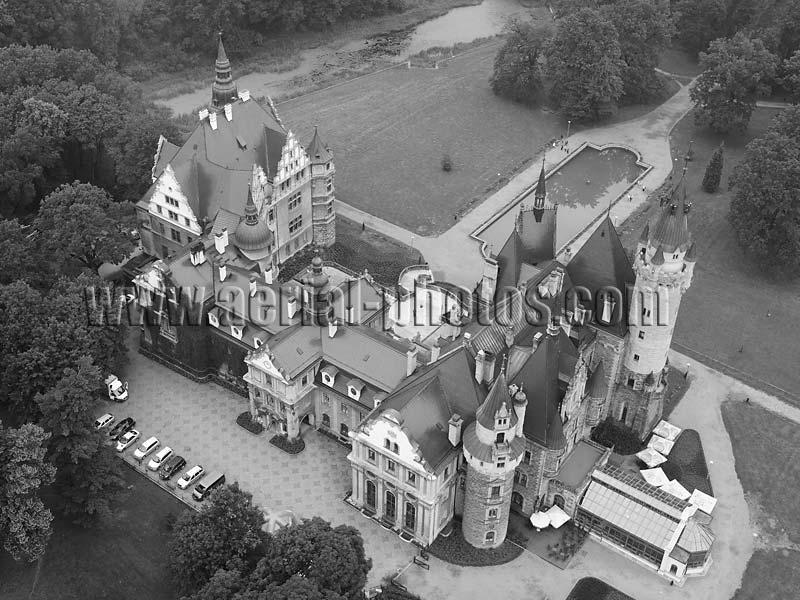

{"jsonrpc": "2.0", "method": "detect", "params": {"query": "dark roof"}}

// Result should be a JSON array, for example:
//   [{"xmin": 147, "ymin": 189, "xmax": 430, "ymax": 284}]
[
  {"xmin": 475, "ymin": 372, "xmax": 517, "ymax": 430},
  {"xmin": 233, "ymin": 186, "xmax": 273, "ymax": 253},
  {"xmin": 556, "ymin": 440, "xmax": 606, "ymax": 488},
  {"xmin": 307, "ymin": 126, "xmax": 332, "ymax": 164},
  {"xmin": 586, "ymin": 362, "xmax": 607, "ymax": 398},
  {"xmin": 534, "ymin": 160, "xmax": 547, "ymax": 200},
  {"xmin": 518, "ymin": 207, "xmax": 557, "ymax": 263},
  {"xmin": 652, "ymin": 245, "xmax": 665, "ymax": 265},
  {"xmin": 508, "ymin": 329, "xmax": 567, "ymax": 450},
  {"xmin": 651, "ymin": 198, "xmax": 691, "ymax": 253},
  {"xmin": 685, "ymin": 241, "xmax": 697, "ymax": 262},
  {"xmin": 565, "ymin": 216, "xmax": 634, "ymax": 337},
  {"xmin": 378, "ymin": 347, "xmax": 485, "ymax": 469}
]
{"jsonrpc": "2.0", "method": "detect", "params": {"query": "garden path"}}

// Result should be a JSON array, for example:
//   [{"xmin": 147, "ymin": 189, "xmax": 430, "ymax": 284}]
[
  {"xmin": 398, "ymin": 348, "xmax": 769, "ymax": 600},
  {"xmin": 336, "ymin": 78, "xmax": 697, "ymax": 290}
]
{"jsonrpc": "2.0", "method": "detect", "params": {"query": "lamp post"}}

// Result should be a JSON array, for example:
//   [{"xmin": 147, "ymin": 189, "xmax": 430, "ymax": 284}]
[
  {"xmin": 566, "ymin": 120, "xmax": 571, "ymax": 139},
  {"xmin": 686, "ymin": 140, "xmax": 694, "ymax": 162}
]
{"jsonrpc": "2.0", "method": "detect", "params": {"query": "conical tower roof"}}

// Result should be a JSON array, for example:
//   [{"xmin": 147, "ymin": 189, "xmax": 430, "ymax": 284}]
[
  {"xmin": 212, "ymin": 33, "xmax": 238, "ymax": 108},
  {"xmin": 639, "ymin": 222, "xmax": 650, "ymax": 244},
  {"xmin": 534, "ymin": 158, "xmax": 547, "ymax": 205},
  {"xmin": 685, "ymin": 241, "xmax": 697, "ymax": 262},
  {"xmin": 475, "ymin": 371, "xmax": 517, "ymax": 430},
  {"xmin": 651, "ymin": 244, "xmax": 665, "ymax": 265},
  {"xmin": 652, "ymin": 172, "xmax": 691, "ymax": 253},
  {"xmin": 307, "ymin": 126, "xmax": 333, "ymax": 163}
]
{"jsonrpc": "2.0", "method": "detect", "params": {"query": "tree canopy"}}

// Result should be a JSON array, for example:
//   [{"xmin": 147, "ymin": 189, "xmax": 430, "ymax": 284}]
[
  {"xmin": 0, "ymin": 421, "xmax": 55, "ymax": 562},
  {"xmin": 672, "ymin": 0, "xmax": 728, "ymax": 57},
  {"xmin": 729, "ymin": 106, "xmax": 800, "ymax": 274},
  {"xmin": 690, "ymin": 33, "xmax": 779, "ymax": 133},
  {"xmin": 490, "ymin": 19, "xmax": 551, "ymax": 106},
  {"xmin": 544, "ymin": 8, "xmax": 625, "ymax": 121}
]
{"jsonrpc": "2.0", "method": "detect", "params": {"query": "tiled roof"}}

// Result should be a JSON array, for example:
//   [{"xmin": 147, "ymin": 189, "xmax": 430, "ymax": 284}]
[
  {"xmin": 651, "ymin": 194, "xmax": 691, "ymax": 253},
  {"xmin": 566, "ymin": 216, "xmax": 634, "ymax": 338},
  {"xmin": 307, "ymin": 126, "xmax": 332, "ymax": 164},
  {"xmin": 475, "ymin": 372, "xmax": 517, "ymax": 430},
  {"xmin": 677, "ymin": 519, "xmax": 714, "ymax": 554},
  {"xmin": 316, "ymin": 362, "xmax": 379, "ymax": 410}
]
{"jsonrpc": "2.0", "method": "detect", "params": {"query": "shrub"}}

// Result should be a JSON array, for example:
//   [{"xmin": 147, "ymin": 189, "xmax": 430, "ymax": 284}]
[
  {"xmin": 441, "ymin": 154, "xmax": 453, "ymax": 171},
  {"xmin": 270, "ymin": 434, "xmax": 305, "ymax": 454},
  {"xmin": 702, "ymin": 143, "xmax": 724, "ymax": 192},
  {"xmin": 236, "ymin": 411, "xmax": 264, "ymax": 435},
  {"xmin": 590, "ymin": 418, "xmax": 644, "ymax": 455}
]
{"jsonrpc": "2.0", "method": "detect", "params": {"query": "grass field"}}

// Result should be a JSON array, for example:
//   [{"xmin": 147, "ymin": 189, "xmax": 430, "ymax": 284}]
[
  {"xmin": 618, "ymin": 107, "xmax": 800, "ymax": 407},
  {"xmin": 0, "ymin": 466, "xmax": 187, "ymax": 600},
  {"xmin": 721, "ymin": 401, "xmax": 800, "ymax": 599},
  {"xmin": 278, "ymin": 41, "xmax": 565, "ymax": 235}
]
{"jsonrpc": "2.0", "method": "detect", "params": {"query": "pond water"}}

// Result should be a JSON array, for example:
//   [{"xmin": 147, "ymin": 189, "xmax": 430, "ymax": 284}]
[
  {"xmin": 401, "ymin": 0, "xmax": 534, "ymax": 57},
  {"xmin": 474, "ymin": 146, "xmax": 645, "ymax": 254}
]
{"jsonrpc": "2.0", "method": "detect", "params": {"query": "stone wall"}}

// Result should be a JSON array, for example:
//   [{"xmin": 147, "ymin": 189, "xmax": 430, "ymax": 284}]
[{"xmin": 462, "ymin": 464, "xmax": 515, "ymax": 548}]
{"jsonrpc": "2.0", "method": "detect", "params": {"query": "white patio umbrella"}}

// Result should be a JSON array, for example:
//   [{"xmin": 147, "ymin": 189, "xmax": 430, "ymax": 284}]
[
  {"xmin": 546, "ymin": 504, "xmax": 571, "ymax": 529},
  {"xmin": 640, "ymin": 467, "xmax": 670, "ymax": 487},
  {"xmin": 529, "ymin": 512, "xmax": 550, "ymax": 530},
  {"xmin": 653, "ymin": 420, "xmax": 682, "ymax": 441},
  {"xmin": 689, "ymin": 489, "xmax": 717, "ymax": 514},
  {"xmin": 648, "ymin": 435, "xmax": 675, "ymax": 456},
  {"xmin": 636, "ymin": 447, "xmax": 667, "ymax": 468},
  {"xmin": 262, "ymin": 509, "xmax": 300, "ymax": 534},
  {"xmin": 662, "ymin": 479, "xmax": 691, "ymax": 500}
]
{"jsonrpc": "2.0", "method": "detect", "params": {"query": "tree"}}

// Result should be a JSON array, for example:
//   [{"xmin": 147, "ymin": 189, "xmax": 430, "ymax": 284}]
[
  {"xmin": 729, "ymin": 105, "xmax": 800, "ymax": 274},
  {"xmin": 490, "ymin": 19, "xmax": 551, "ymax": 105},
  {"xmin": 253, "ymin": 517, "xmax": 371, "ymax": 600},
  {"xmin": 169, "ymin": 483, "xmax": 266, "ymax": 595},
  {"xmin": 0, "ymin": 219, "xmax": 46, "ymax": 287},
  {"xmin": 702, "ymin": 143, "xmax": 724, "ymax": 193},
  {"xmin": 672, "ymin": 0, "xmax": 727, "ymax": 57},
  {"xmin": 545, "ymin": 8, "xmax": 625, "ymax": 121},
  {"xmin": 781, "ymin": 50, "xmax": 800, "ymax": 103},
  {"xmin": 600, "ymin": 0, "xmax": 672, "ymax": 103},
  {"xmin": 690, "ymin": 33, "xmax": 779, "ymax": 133},
  {"xmin": 0, "ymin": 421, "xmax": 56, "ymax": 562},
  {"xmin": 34, "ymin": 182, "xmax": 136, "ymax": 273},
  {"xmin": 777, "ymin": 0, "xmax": 800, "ymax": 60}
]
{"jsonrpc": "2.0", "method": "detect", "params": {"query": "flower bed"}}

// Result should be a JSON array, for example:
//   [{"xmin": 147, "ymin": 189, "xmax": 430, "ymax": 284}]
[
  {"xmin": 236, "ymin": 411, "xmax": 264, "ymax": 435},
  {"xmin": 567, "ymin": 577, "xmax": 636, "ymax": 600},
  {"xmin": 270, "ymin": 434, "xmax": 305, "ymax": 454},
  {"xmin": 427, "ymin": 520, "xmax": 523, "ymax": 566}
]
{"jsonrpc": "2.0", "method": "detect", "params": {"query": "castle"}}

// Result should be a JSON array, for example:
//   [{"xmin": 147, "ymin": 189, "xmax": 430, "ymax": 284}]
[{"xmin": 131, "ymin": 43, "xmax": 713, "ymax": 586}]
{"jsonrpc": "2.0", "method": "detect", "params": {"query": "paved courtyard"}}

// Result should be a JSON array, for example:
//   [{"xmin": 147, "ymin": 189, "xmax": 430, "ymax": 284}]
[{"xmin": 114, "ymin": 335, "xmax": 415, "ymax": 587}]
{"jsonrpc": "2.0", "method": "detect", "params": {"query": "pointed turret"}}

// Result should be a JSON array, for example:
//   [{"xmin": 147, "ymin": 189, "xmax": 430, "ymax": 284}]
[
  {"xmin": 212, "ymin": 33, "xmax": 238, "ymax": 109},
  {"xmin": 233, "ymin": 185, "xmax": 273, "ymax": 261},
  {"xmin": 685, "ymin": 241, "xmax": 697, "ymax": 262},
  {"xmin": 651, "ymin": 244, "xmax": 665, "ymax": 266},
  {"xmin": 307, "ymin": 125, "xmax": 333, "ymax": 164},
  {"xmin": 639, "ymin": 222, "xmax": 650, "ymax": 244},
  {"xmin": 533, "ymin": 157, "xmax": 547, "ymax": 222},
  {"xmin": 475, "ymin": 372, "xmax": 517, "ymax": 430}
]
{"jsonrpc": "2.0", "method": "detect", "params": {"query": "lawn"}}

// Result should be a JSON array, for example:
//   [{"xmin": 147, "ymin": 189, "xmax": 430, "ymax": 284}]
[
  {"xmin": 0, "ymin": 466, "xmax": 187, "ymax": 600},
  {"xmin": 617, "ymin": 107, "xmax": 800, "ymax": 408},
  {"xmin": 566, "ymin": 577, "xmax": 636, "ymax": 600},
  {"xmin": 722, "ymin": 401, "xmax": 800, "ymax": 599},
  {"xmin": 278, "ymin": 40, "xmax": 565, "ymax": 235}
]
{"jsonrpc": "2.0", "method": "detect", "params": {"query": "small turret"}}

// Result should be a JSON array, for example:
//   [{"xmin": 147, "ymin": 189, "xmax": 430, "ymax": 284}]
[
  {"xmin": 211, "ymin": 33, "xmax": 238, "ymax": 109},
  {"xmin": 533, "ymin": 158, "xmax": 547, "ymax": 222},
  {"xmin": 651, "ymin": 245, "xmax": 665, "ymax": 266}
]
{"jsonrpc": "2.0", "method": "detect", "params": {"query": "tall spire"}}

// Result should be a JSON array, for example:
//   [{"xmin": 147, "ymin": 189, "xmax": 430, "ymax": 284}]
[
  {"xmin": 244, "ymin": 185, "xmax": 258, "ymax": 225},
  {"xmin": 212, "ymin": 32, "xmax": 238, "ymax": 109},
  {"xmin": 533, "ymin": 156, "xmax": 547, "ymax": 211}
]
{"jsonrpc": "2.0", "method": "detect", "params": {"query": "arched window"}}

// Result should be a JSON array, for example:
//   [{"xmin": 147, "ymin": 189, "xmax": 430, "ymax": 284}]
[
  {"xmin": 385, "ymin": 491, "xmax": 396, "ymax": 521},
  {"xmin": 340, "ymin": 423, "xmax": 349, "ymax": 438},
  {"xmin": 322, "ymin": 413, "xmax": 330, "ymax": 428},
  {"xmin": 553, "ymin": 494, "xmax": 565, "ymax": 509},
  {"xmin": 404, "ymin": 502, "xmax": 416, "ymax": 531},
  {"xmin": 365, "ymin": 480, "xmax": 376, "ymax": 509},
  {"xmin": 485, "ymin": 531, "xmax": 495, "ymax": 544},
  {"xmin": 511, "ymin": 492, "xmax": 523, "ymax": 510},
  {"xmin": 495, "ymin": 432, "xmax": 505, "ymax": 443}
]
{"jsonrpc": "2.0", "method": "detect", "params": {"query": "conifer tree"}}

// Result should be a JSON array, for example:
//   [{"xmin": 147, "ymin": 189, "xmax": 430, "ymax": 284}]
[{"xmin": 702, "ymin": 143, "xmax": 724, "ymax": 193}]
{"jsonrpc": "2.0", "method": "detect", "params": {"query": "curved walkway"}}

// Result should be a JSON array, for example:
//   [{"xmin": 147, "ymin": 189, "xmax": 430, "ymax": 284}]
[
  {"xmin": 336, "ymin": 79, "xmax": 697, "ymax": 289},
  {"xmin": 398, "ymin": 347, "xmax": 785, "ymax": 600}
]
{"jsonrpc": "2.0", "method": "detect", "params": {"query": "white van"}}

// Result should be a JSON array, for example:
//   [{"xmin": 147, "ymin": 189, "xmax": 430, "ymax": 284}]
[
  {"xmin": 133, "ymin": 436, "xmax": 159, "ymax": 461},
  {"xmin": 147, "ymin": 446, "xmax": 173, "ymax": 471}
]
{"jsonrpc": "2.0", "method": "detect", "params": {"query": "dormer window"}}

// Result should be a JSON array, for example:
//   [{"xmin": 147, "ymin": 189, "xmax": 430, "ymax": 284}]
[
  {"xmin": 208, "ymin": 311, "xmax": 219, "ymax": 328},
  {"xmin": 321, "ymin": 365, "xmax": 338, "ymax": 387},
  {"xmin": 347, "ymin": 378, "xmax": 364, "ymax": 401},
  {"xmin": 231, "ymin": 325, "xmax": 243, "ymax": 340}
]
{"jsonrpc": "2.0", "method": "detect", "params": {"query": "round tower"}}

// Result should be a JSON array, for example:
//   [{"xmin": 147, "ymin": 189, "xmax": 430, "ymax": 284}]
[{"xmin": 461, "ymin": 372, "xmax": 526, "ymax": 549}]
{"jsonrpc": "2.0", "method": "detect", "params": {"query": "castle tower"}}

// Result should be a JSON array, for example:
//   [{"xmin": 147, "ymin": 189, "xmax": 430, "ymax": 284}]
[
  {"xmin": 532, "ymin": 157, "xmax": 547, "ymax": 221},
  {"xmin": 299, "ymin": 255, "xmax": 333, "ymax": 326},
  {"xmin": 461, "ymin": 371, "xmax": 526, "ymax": 549},
  {"xmin": 211, "ymin": 33, "xmax": 238, "ymax": 109},
  {"xmin": 618, "ymin": 179, "xmax": 695, "ymax": 435},
  {"xmin": 307, "ymin": 126, "xmax": 336, "ymax": 247}
]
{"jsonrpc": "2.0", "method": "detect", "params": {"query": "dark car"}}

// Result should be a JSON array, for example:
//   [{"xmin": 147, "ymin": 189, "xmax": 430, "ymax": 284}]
[
  {"xmin": 159, "ymin": 455, "xmax": 187, "ymax": 481},
  {"xmin": 108, "ymin": 417, "xmax": 136, "ymax": 441}
]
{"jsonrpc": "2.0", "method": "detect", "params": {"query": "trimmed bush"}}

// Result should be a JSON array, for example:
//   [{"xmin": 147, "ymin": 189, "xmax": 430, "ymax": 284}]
[
  {"xmin": 702, "ymin": 143, "xmax": 724, "ymax": 192},
  {"xmin": 236, "ymin": 411, "xmax": 264, "ymax": 435},
  {"xmin": 590, "ymin": 418, "xmax": 645, "ymax": 455},
  {"xmin": 270, "ymin": 434, "xmax": 305, "ymax": 454}
]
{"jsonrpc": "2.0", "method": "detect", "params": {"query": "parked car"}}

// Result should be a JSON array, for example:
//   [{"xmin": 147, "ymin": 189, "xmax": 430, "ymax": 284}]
[
  {"xmin": 177, "ymin": 465, "xmax": 204, "ymax": 490},
  {"xmin": 93, "ymin": 413, "xmax": 115, "ymax": 430},
  {"xmin": 116, "ymin": 429, "xmax": 140, "ymax": 452},
  {"xmin": 133, "ymin": 436, "xmax": 159, "ymax": 460},
  {"xmin": 147, "ymin": 446, "xmax": 173, "ymax": 471},
  {"xmin": 192, "ymin": 472, "xmax": 225, "ymax": 501},
  {"xmin": 108, "ymin": 417, "xmax": 136, "ymax": 441},
  {"xmin": 104, "ymin": 375, "xmax": 129, "ymax": 402},
  {"xmin": 159, "ymin": 455, "xmax": 186, "ymax": 480}
]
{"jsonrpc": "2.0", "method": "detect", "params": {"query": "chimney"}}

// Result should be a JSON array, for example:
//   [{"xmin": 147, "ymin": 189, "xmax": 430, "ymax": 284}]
[
  {"xmin": 429, "ymin": 342, "xmax": 441, "ymax": 364},
  {"xmin": 328, "ymin": 319, "xmax": 338, "ymax": 338},
  {"xmin": 198, "ymin": 108, "xmax": 209, "ymax": 121},
  {"xmin": 547, "ymin": 317, "xmax": 560, "ymax": 337},
  {"xmin": 513, "ymin": 389, "xmax": 528, "ymax": 438},
  {"xmin": 249, "ymin": 277, "xmax": 257, "ymax": 297},
  {"xmin": 209, "ymin": 112, "xmax": 218, "ymax": 130},
  {"xmin": 214, "ymin": 229, "xmax": 228, "ymax": 254},
  {"xmin": 532, "ymin": 332, "xmax": 544, "ymax": 351},
  {"xmin": 474, "ymin": 349, "xmax": 486, "ymax": 384},
  {"xmin": 217, "ymin": 262, "xmax": 227, "ymax": 282},
  {"xmin": 189, "ymin": 242, "xmax": 206, "ymax": 266},
  {"xmin": 406, "ymin": 347, "xmax": 418, "ymax": 377},
  {"xmin": 224, "ymin": 103, "xmax": 233, "ymax": 122},
  {"xmin": 263, "ymin": 264, "xmax": 274, "ymax": 285},
  {"xmin": 346, "ymin": 305, "xmax": 355, "ymax": 324},
  {"xmin": 504, "ymin": 325, "xmax": 515, "ymax": 348},
  {"xmin": 448, "ymin": 414, "xmax": 463, "ymax": 447},
  {"xmin": 483, "ymin": 351, "xmax": 497, "ymax": 384}
]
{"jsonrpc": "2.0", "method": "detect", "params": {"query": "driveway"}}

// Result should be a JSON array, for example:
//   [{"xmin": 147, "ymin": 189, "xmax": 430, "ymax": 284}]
[{"xmin": 114, "ymin": 339, "xmax": 414, "ymax": 587}]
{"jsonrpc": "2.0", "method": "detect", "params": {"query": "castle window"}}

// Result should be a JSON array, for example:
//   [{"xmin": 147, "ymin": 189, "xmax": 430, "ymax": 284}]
[
  {"xmin": 326, "ymin": 177, "xmax": 333, "ymax": 192},
  {"xmin": 321, "ymin": 393, "xmax": 330, "ymax": 405},
  {"xmin": 642, "ymin": 308, "xmax": 651, "ymax": 318},
  {"xmin": 367, "ymin": 448, "xmax": 376, "ymax": 462},
  {"xmin": 497, "ymin": 460, "xmax": 506, "ymax": 468},
  {"xmin": 633, "ymin": 354, "xmax": 640, "ymax": 361},
  {"xmin": 156, "ymin": 205, "xmax": 163, "ymax": 214},
  {"xmin": 287, "ymin": 191, "xmax": 302, "ymax": 211},
  {"xmin": 301, "ymin": 374, "xmax": 308, "ymax": 386},
  {"xmin": 515, "ymin": 471, "xmax": 528, "ymax": 487},
  {"xmin": 485, "ymin": 531, "xmax": 496, "ymax": 544},
  {"xmin": 487, "ymin": 508, "xmax": 498, "ymax": 520},
  {"xmin": 168, "ymin": 210, "xmax": 178, "ymax": 221},
  {"xmin": 384, "ymin": 439, "xmax": 391, "ymax": 450},
  {"xmin": 496, "ymin": 432, "xmax": 505, "ymax": 444},
  {"xmin": 638, "ymin": 331, "xmax": 645, "ymax": 340},
  {"xmin": 159, "ymin": 223, "xmax": 166, "ymax": 235},
  {"xmin": 490, "ymin": 485, "xmax": 501, "ymax": 499},
  {"xmin": 340, "ymin": 403, "xmax": 349, "ymax": 415},
  {"xmin": 673, "ymin": 253, "xmax": 679, "ymax": 259},
  {"xmin": 386, "ymin": 459, "xmax": 396, "ymax": 473},
  {"xmin": 170, "ymin": 228, "xmax": 181, "ymax": 243},
  {"xmin": 524, "ymin": 450, "xmax": 532, "ymax": 464},
  {"xmin": 184, "ymin": 217, "xmax": 190, "ymax": 227},
  {"xmin": 268, "ymin": 208, "xmax": 274, "ymax": 222},
  {"xmin": 393, "ymin": 442, "xmax": 399, "ymax": 454},
  {"xmin": 289, "ymin": 215, "xmax": 303, "ymax": 235},
  {"xmin": 407, "ymin": 472, "xmax": 417, "ymax": 486},
  {"xmin": 627, "ymin": 377, "xmax": 635, "ymax": 388}
]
